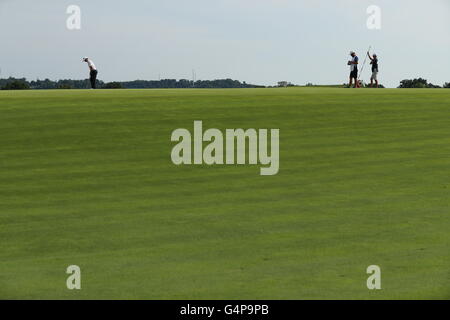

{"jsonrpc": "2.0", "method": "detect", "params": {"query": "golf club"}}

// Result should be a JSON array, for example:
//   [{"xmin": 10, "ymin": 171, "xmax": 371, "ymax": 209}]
[{"xmin": 358, "ymin": 45, "xmax": 372, "ymax": 83}]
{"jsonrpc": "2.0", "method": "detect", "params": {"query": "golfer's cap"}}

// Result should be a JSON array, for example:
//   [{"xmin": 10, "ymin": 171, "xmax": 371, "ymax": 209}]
[
  {"xmin": 350, "ymin": 51, "xmax": 355, "ymax": 55},
  {"xmin": 373, "ymin": 53, "xmax": 377, "ymax": 56}
]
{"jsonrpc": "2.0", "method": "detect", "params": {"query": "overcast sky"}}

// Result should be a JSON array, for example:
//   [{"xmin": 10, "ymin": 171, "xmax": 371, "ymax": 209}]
[{"xmin": 0, "ymin": 0, "xmax": 449, "ymax": 87}]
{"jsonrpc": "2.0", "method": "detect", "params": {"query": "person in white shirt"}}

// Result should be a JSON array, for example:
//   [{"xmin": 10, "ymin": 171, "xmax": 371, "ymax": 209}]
[
  {"xmin": 347, "ymin": 51, "xmax": 360, "ymax": 88},
  {"xmin": 82, "ymin": 57, "xmax": 98, "ymax": 89}
]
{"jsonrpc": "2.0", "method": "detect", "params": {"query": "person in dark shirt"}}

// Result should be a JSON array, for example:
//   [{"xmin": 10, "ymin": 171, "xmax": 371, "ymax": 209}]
[{"xmin": 368, "ymin": 53, "xmax": 379, "ymax": 88}]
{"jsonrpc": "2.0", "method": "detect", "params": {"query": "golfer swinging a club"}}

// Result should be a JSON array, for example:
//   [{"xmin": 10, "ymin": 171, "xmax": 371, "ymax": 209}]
[
  {"xmin": 83, "ymin": 57, "xmax": 98, "ymax": 89},
  {"xmin": 348, "ymin": 51, "xmax": 360, "ymax": 88}
]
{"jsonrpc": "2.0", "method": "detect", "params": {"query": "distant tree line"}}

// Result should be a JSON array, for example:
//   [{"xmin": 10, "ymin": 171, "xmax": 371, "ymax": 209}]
[
  {"xmin": 2, "ymin": 76, "xmax": 449, "ymax": 90},
  {"xmin": 398, "ymin": 78, "xmax": 444, "ymax": 88},
  {"xmin": 0, "ymin": 77, "xmax": 264, "ymax": 90},
  {"xmin": 1, "ymin": 78, "xmax": 30, "ymax": 90}
]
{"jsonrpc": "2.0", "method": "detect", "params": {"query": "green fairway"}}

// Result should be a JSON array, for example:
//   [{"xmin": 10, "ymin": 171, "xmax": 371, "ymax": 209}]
[{"xmin": 1, "ymin": 88, "xmax": 449, "ymax": 299}]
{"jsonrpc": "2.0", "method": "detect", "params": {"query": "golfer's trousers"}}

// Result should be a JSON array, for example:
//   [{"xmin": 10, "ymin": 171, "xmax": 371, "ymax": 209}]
[{"xmin": 90, "ymin": 70, "xmax": 98, "ymax": 89}]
